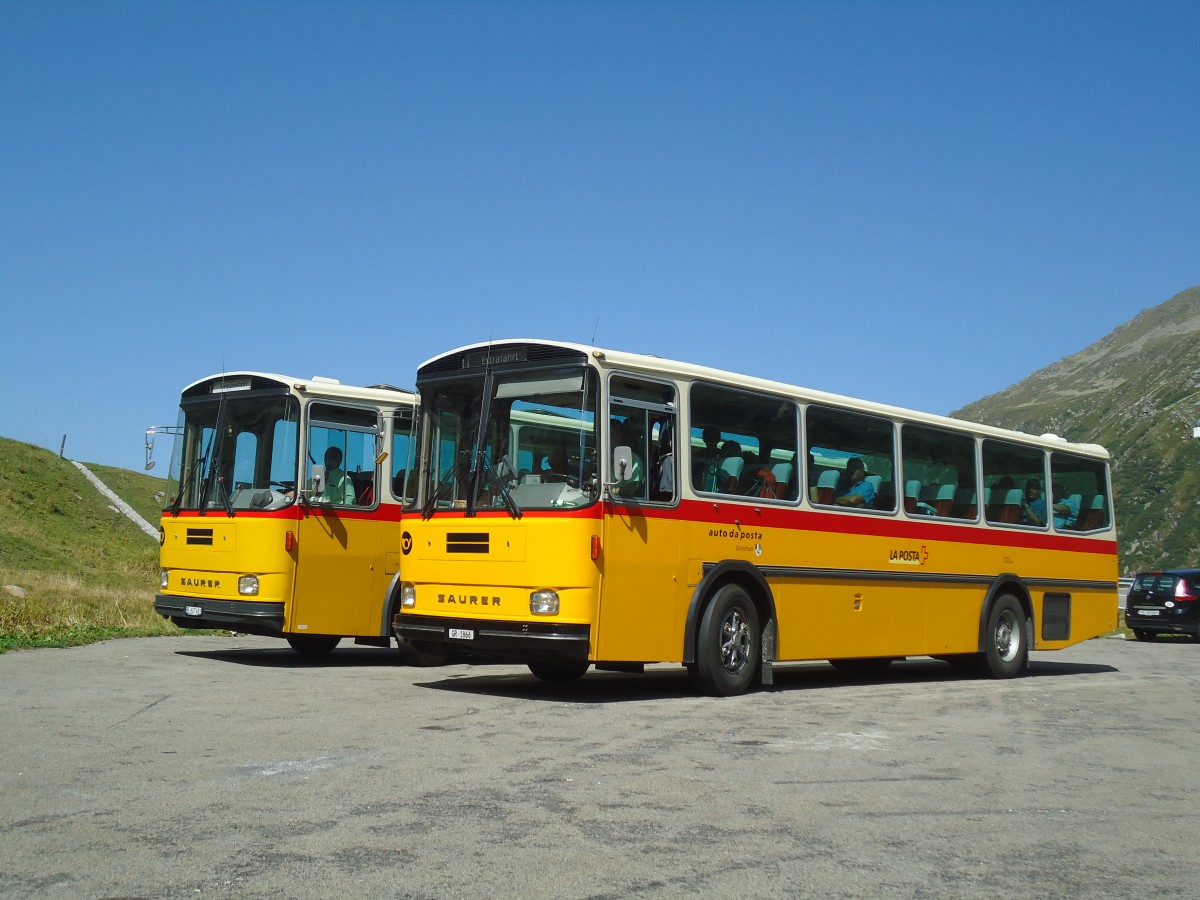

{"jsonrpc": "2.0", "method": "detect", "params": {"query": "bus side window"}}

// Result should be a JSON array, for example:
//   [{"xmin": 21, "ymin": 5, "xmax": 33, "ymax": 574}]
[
  {"xmin": 1050, "ymin": 451, "xmax": 1111, "ymax": 531},
  {"xmin": 900, "ymin": 423, "xmax": 976, "ymax": 519},
  {"xmin": 982, "ymin": 439, "xmax": 1046, "ymax": 527},
  {"xmin": 608, "ymin": 376, "xmax": 676, "ymax": 503},
  {"xmin": 308, "ymin": 403, "xmax": 378, "ymax": 506},
  {"xmin": 689, "ymin": 383, "xmax": 798, "ymax": 501},
  {"xmin": 806, "ymin": 405, "xmax": 896, "ymax": 512}
]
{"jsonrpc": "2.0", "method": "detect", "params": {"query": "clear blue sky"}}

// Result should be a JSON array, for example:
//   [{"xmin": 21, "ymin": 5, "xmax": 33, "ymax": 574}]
[{"xmin": 2, "ymin": 1, "xmax": 1197, "ymax": 473}]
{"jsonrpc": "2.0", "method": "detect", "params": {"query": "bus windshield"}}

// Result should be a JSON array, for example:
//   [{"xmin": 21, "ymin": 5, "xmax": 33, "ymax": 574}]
[
  {"xmin": 167, "ymin": 391, "xmax": 300, "ymax": 514},
  {"xmin": 421, "ymin": 366, "xmax": 600, "ymax": 515}
]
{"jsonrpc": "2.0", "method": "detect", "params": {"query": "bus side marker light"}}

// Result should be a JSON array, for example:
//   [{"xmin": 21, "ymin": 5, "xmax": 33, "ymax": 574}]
[
  {"xmin": 238, "ymin": 575, "xmax": 259, "ymax": 596},
  {"xmin": 530, "ymin": 590, "xmax": 560, "ymax": 616},
  {"xmin": 591, "ymin": 535, "xmax": 600, "ymax": 561},
  {"xmin": 285, "ymin": 531, "xmax": 296, "ymax": 552}
]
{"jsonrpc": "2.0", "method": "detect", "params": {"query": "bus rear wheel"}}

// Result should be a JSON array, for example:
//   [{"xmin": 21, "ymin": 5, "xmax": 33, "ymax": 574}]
[
  {"xmin": 286, "ymin": 634, "xmax": 341, "ymax": 657},
  {"xmin": 694, "ymin": 584, "xmax": 760, "ymax": 697},
  {"xmin": 528, "ymin": 660, "xmax": 590, "ymax": 684},
  {"xmin": 981, "ymin": 594, "xmax": 1027, "ymax": 678}
]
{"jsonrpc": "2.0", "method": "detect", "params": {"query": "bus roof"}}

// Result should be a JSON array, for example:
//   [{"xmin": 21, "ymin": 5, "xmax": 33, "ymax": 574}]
[
  {"xmin": 181, "ymin": 371, "xmax": 416, "ymax": 406},
  {"xmin": 417, "ymin": 339, "xmax": 1109, "ymax": 459}
]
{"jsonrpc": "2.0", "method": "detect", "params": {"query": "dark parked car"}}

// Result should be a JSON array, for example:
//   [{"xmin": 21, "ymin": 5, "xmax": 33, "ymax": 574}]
[{"xmin": 1125, "ymin": 569, "xmax": 1200, "ymax": 641}]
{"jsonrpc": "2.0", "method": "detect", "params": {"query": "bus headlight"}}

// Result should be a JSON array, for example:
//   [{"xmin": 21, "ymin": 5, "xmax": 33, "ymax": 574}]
[
  {"xmin": 160, "ymin": 569, "xmax": 169, "ymax": 590},
  {"xmin": 400, "ymin": 583, "xmax": 416, "ymax": 608},
  {"xmin": 530, "ymin": 590, "xmax": 560, "ymax": 616},
  {"xmin": 238, "ymin": 575, "xmax": 259, "ymax": 596}
]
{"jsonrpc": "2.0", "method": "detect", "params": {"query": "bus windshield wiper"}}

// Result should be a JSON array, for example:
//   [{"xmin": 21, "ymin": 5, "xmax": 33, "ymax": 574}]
[
  {"xmin": 422, "ymin": 453, "xmax": 463, "ymax": 519},
  {"xmin": 171, "ymin": 457, "xmax": 200, "ymax": 517},
  {"xmin": 481, "ymin": 455, "xmax": 521, "ymax": 519}
]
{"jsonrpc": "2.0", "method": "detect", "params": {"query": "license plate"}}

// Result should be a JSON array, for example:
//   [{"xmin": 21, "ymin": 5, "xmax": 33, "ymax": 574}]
[
  {"xmin": 448, "ymin": 628, "xmax": 475, "ymax": 640},
  {"xmin": 184, "ymin": 605, "xmax": 203, "ymax": 617},
  {"xmin": 1136, "ymin": 609, "xmax": 1160, "ymax": 617}
]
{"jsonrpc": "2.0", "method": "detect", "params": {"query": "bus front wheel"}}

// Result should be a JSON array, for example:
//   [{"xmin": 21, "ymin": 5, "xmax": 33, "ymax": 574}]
[
  {"xmin": 286, "ymin": 634, "xmax": 341, "ymax": 657},
  {"xmin": 981, "ymin": 594, "xmax": 1028, "ymax": 678},
  {"xmin": 694, "ymin": 584, "xmax": 760, "ymax": 697}
]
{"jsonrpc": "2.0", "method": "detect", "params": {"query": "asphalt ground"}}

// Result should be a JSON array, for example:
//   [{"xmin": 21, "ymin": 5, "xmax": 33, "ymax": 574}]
[{"xmin": 1, "ymin": 634, "xmax": 1198, "ymax": 899}]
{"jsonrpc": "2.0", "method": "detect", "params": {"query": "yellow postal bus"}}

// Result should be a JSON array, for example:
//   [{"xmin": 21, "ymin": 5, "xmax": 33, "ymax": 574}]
[
  {"xmin": 394, "ymin": 341, "xmax": 1117, "ymax": 694},
  {"xmin": 150, "ymin": 372, "xmax": 418, "ymax": 656}
]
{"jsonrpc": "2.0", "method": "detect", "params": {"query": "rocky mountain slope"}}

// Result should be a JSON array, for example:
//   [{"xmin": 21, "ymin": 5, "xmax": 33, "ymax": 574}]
[{"xmin": 954, "ymin": 286, "xmax": 1200, "ymax": 574}]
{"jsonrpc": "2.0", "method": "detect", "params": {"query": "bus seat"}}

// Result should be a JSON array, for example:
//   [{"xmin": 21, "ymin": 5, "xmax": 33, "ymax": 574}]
[
  {"xmin": 990, "ymin": 488, "xmax": 1022, "ymax": 523},
  {"xmin": 719, "ymin": 455, "xmax": 744, "ymax": 492},
  {"xmin": 865, "ymin": 474, "xmax": 883, "ymax": 508},
  {"xmin": 816, "ymin": 469, "xmax": 839, "ymax": 504},
  {"xmin": 349, "ymin": 472, "xmax": 375, "ymax": 506},
  {"xmin": 955, "ymin": 487, "xmax": 977, "ymax": 519},
  {"xmin": 904, "ymin": 479, "xmax": 921, "ymax": 514},
  {"xmin": 1078, "ymin": 494, "xmax": 1106, "ymax": 530},
  {"xmin": 771, "ymin": 462, "xmax": 794, "ymax": 498},
  {"xmin": 933, "ymin": 483, "xmax": 957, "ymax": 517}
]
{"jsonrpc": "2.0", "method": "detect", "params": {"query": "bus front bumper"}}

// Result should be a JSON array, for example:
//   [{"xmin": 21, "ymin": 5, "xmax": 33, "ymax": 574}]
[
  {"xmin": 155, "ymin": 594, "xmax": 285, "ymax": 636},
  {"xmin": 394, "ymin": 613, "xmax": 590, "ymax": 665}
]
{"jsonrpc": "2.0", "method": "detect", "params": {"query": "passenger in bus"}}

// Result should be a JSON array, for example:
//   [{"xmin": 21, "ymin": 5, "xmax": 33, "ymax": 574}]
[
  {"xmin": 319, "ymin": 446, "xmax": 355, "ymax": 505},
  {"xmin": 1020, "ymin": 478, "xmax": 1046, "ymax": 526},
  {"xmin": 692, "ymin": 427, "xmax": 721, "ymax": 485},
  {"xmin": 540, "ymin": 444, "xmax": 571, "ymax": 482},
  {"xmin": 834, "ymin": 457, "xmax": 875, "ymax": 508},
  {"xmin": 650, "ymin": 420, "xmax": 675, "ymax": 499},
  {"xmin": 1052, "ymin": 482, "xmax": 1080, "ymax": 529},
  {"xmin": 717, "ymin": 441, "xmax": 743, "ymax": 492}
]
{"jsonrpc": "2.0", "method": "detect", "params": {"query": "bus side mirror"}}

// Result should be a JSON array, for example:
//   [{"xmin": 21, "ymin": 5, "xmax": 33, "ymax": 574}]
[
  {"xmin": 607, "ymin": 446, "xmax": 633, "ymax": 494},
  {"xmin": 613, "ymin": 446, "xmax": 632, "ymax": 479},
  {"xmin": 307, "ymin": 464, "xmax": 326, "ymax": 498}
]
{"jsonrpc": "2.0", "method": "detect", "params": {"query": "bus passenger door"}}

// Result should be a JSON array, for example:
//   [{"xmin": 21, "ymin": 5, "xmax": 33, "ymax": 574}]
[
  {"xmin": 598, "ymin": 388, "xmax": 682, "ymax": 662},
  {"xmin": 291, "ymin": 406, "xmax": 380, "ymax": 637},
  {"xmin": 294, "ymin": 508, "xmax": 378, "ymax": 636}
]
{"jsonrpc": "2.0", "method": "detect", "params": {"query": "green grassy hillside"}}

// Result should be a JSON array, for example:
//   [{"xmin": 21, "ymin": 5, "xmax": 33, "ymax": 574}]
[{"xmin": 0, "ymin": 436, "xmax": 179, "ymax": 651}]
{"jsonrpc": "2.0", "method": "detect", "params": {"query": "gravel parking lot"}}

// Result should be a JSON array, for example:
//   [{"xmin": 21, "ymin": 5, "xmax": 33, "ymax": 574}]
[{"xmin": 2, "ymin": 634, "xmax": 1198, "ymax": 899}]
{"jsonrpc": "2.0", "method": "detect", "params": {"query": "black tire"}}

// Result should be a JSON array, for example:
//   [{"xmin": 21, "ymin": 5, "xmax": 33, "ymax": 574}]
[
  {"xmin": 285, "ymin": 634, "xmax": 341, "ymax": 657},
  {"xmin": 397, "ymin": 638, "xmax": 450, "ymax": 667},
  {"xmin": 528, "ymin": 660, "xmax": 590, "ymax": 683},
  {"xmin": 829, "ymin": 657, "xmax": 894, "ymax": 675},
  {"xmin": 940, "ymin": 653, "xmax": 984, "ymax": 674},
  {"xmin": 1132, "ymin": 629, "xmax": 1156, "ymax": 642},
  {"xmin": 981, "ymin": 594, "xmax": 1027, "ymax": 678},
  {"xmin": 694, "ymin": 583, "xmax": 760, "ymax": 697}
]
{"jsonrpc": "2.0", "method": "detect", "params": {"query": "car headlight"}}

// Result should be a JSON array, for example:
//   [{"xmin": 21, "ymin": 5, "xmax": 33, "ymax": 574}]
[
  {"xmin": 530, "ymin": 590, "xmax": 560, "ymax": 616},
  {"xmin": 160, "ymin": 569, "xmax": 169, "ymax": 590},
  {"xmin": 400, "ymin": 582, "xmax": 416, "ymax": 608},
  {"xmin": 238, "ymin": 575, "xmax": 259, "ymax": 596}
]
